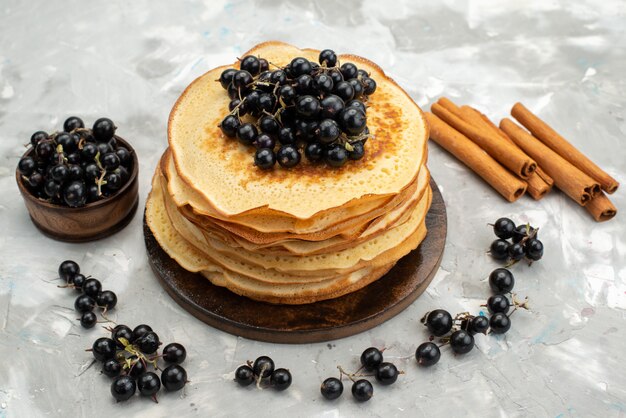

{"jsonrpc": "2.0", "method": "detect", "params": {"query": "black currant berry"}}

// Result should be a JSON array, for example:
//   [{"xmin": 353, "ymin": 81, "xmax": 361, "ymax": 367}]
[
  {"xmin": 425, "ymin": 309, "xmax": 453, "ymax": 336},
  {"xmin": 351, "ymin": 379, "xmax": 373, "ymax": 402},
  {"xmin": 467, "ymin": 315, "xmax": 490, "ymax": 335},
  {"xmin": 219, "ymin": 68, "xmax": 237, "ymax": 89},
  {"xmin": 92, "ymin": 337, "xmax": 117, "ymax": 362},
  {"xmin": 235, "ymin": 365, "xmax": 255, "ymax": 386},
  {"xmin": 296, "ymin": 95, "xmax": 321, "ymax": 118},
  {"xmin": 270, "ymin": 368, "xmax": 292, "ymax": 391},
  {"xmin": 325, "ymin": 145, "xmax": 348, "ymax": 168},
  {"xmin": 289, "ymin": 57, "xmax": 312, "ymax": 77},
  {"xmin": 338, "ymin": 108, "xmax": 366, "ymax": 135},
  {"xmin": 162, "ymin": 343, "xmax": 186, "ymax": 364},
  {"xmin": 305, "ymin": 142, "xmax": 324, "ymax": 162},
  {"xmin": 490, "ymin": 313, "xmax": 511, "ymax": 334},
  {"xmin": 30, "ymin": 131, "xmax": 49, "ymax": 147},
  {"xmin": 320, "ymin": 95, "xmax": 344, "ymax": 119},
  {"xmin": 75, "ymin": 294, "xmax": 95, "ymax": 313},
  {"xmin": 512, "ymin": 224, "xmax": 536, "ymax": 243},
  {"xmin": 278, "ymin": 127, "xmax": 296, "ymax": 145},
  {"xmin": 507, "ymin": 242, "xmax": 526, "ymax": 261},
  {"xmin": 96, "ymin": 290, "xmax": 117, "ymax": 310},
  {"xmin": 18, "ymin": 157, "xmax": 36, "ymax": 176},
  {"xmin": 348, "ymin": 141, "xmax": 365, "ymax": 160},
  {"xmin": 63, "ymin": 181, "xmax": 87, "ymax": 207},
  {"xmin": 236, "ymin": 123, "xmax": 258, "ymax": 145},
  {"xmin": 340, "ymin": 63, "xmax": 358, "ymax": 80},
  {"xmin": 93, "ymin": 118, "xmax": 116, "ymax": 142},
  {"xmin": 131, "ymin": 324, "xmax": 153, "ymax": 342},
  {"xmin": 240, "ymin": 55, "xmax": 261, "ymax": 75},
  {"xmin": 319, "ymin": 49, "xmax": 337, "ymax": 67},
  {"xmin": 161, "ymin": 365, "xmax": 188, "ymax": 391},
  {"xmin": 375, "ymin": 362, "xmax": 398, "ymax": 385},
  {"xmin": 111, "ymin": 325, "xmax": 133, "ymax": 348},
  {"xmin": 111, "ymin": 375, "xmax": 136, "ymax": 401},
  {"xmin": 490, "ymin": 239, "xmax": 510, "ymax": 260},
  {"xmin": 450, "ymin": 330, "xmax": 475, "ymax": 354},
  {"xmin": 320, "ymin": 377, "xmax": 343, "ymax": 400},
  {"xmin": 137, "ymin": 372, "xmax": 161, "ymax": 397},
  {"xmin": 525, "ymin": 239, "xmax": 544, "ymax": 261},
  {"xmin": 489, "ymin": 268, "xmax": 515, "ymax": 293},
  {"xmin": 317, "ymin": 119, "xmax": 340, "ymax": 144},
  {"xmin": 277, "ymin": 145, "xmax": 300, "ymax": 168},
  {"xmin": 102, "ymin": 358, "xmax": 122, "ymax": 378},
  {"xmin": 254, "ymin": 148, "xmax": 276, "ymax": 170},
  {"xmin": 220, "ymin": 115, "xmax": 240, "ymax": 138},
  {"xmin": 334, "ymin": 81, "xmax": 354, "ymax": 101},
  {"xmin": 63, "ymin": 116, "xmax": 84, "ymax": 132},
  {"xmin": 72, "ymin": 274, "xmax": 86, "ymax": 290},
  {"xmin": 82, "ymin": 278, "xmax": 102, "ymax": 298},
  {"xmin": 252, "ymin": 356, "xmax": 275, "ymax": 378},
  {"xmin": 360, "ymin": 347, "xmax": 383, "ymax": 371},
  {"xmin": 59, "ymin": 260, "xmax": 80, "ymax": 282},
  {"xmin": 415, "ymin": 342, "xmax": 441, "ymax": 367},
  {"xmin": 493, "ymin": 217, "xmax": 516, "ymax": 239},
  {"xmin": 136, "ymin": 331, "xmax": 160, "ymax": 354},
  {"xmin": 80, "ymin": 311, "xmax": 97, "ymax": 329},
  {"xmin": 362, "ymin": 77, "xmax": 376, "ymax": 95},
  {"xmin": 486, "ymin": 294, "xmax": 511, "ymax": 314}
]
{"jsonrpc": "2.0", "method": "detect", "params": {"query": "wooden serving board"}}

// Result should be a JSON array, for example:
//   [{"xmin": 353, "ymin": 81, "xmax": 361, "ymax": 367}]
[{"xmin": 145, "ymin": 178, "xmax": 447, "ymax": 343}]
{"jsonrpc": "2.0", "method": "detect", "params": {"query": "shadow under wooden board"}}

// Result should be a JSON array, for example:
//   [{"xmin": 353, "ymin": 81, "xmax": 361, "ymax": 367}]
[{"xmin": 145, "ymin": 177, "xmax": 447, "ymax": 344}]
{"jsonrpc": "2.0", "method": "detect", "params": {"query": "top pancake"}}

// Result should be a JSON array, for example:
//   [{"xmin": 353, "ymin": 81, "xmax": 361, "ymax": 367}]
[{"xmin": 168, "ymin": 41, "xmax": 429, "ymax": 219}]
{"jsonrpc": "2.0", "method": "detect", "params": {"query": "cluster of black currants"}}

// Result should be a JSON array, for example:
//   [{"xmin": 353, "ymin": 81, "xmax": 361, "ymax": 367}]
[
  {"xmin": 415, "ymin": 268, "xmax": 526, "ymax": 367},
  {"xmin": 89, "ymin": 324, "xmax": 188, "ymax": 402},
  {"xmin": 321, "ymin": 347, "xmax": 401, "ymax": 403},
  {"xmin": 489, "ymin": 217, "xmax": 544, "ymax": 264},
  {"xmin": 218, "ymin": 49, "xmax": 376, "ymax": 169},
  {"xmin": 58, "ymin": 260, "xmax": 117, "ymax": 329},
  {"xmin": 17, "ymin": 116, "xmax": 133, "ymax": 207},
  {"xmin": 234, "ymin": 355, "xmax": 292, "ymax": 391}
]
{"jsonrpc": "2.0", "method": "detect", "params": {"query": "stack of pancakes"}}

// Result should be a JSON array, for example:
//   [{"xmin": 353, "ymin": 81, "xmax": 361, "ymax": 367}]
[{"xmin": 146, "ymin": 42, "xmax": 431, "ymax": 304}]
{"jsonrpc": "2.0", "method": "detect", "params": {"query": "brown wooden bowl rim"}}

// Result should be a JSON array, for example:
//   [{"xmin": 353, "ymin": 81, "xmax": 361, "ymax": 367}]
[{"xmin": 16, "ymin": 135, "xmax": 139, "ymax": 211}]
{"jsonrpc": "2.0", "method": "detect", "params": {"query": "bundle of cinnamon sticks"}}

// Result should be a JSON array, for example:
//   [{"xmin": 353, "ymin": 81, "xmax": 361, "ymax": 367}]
[{"xmin": 426, "ymin": 98, "xmax": 618, "ymax": 222}]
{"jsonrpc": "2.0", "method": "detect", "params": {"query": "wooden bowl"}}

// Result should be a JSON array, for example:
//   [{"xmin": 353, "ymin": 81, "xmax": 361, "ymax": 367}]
[{"xmin": 16, "ymin": 136, "xmax": 139, "ymax": 242}]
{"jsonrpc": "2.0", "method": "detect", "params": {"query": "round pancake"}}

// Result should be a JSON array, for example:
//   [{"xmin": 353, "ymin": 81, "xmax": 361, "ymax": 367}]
[
  {"xmin": 161, "ymin": 169, "xmax": 432, "ymax": 282},
  {"xmin": 163, "ymin": 149, "xmax": 409, "ymax": 234},
  {"xmin": 168, "ymin": 41, "xmax": 429, "ymax": 219}
]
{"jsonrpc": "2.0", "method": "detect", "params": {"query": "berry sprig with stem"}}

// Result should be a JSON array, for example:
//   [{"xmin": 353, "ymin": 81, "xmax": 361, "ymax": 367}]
[
  {"xmin": 415, "ymin": 266, "xmax": 532, "ymax": 368},
  {"xmin": 57, "ymin": 260, "xmax": 118, "ymax": 329},
  {"xmin": 234, "ymin": 355, "xmax": 292, "ymax": 391},
  {"xmin": 320, "ymin": 347, "xmax": 403, "ymax": 403},
  {"xmin": 488, "ymin": 217, "xmax": 544, "ymax": 266}
]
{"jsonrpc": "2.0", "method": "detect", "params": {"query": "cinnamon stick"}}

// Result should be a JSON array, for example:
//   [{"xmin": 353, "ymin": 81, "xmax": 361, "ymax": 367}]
[
  {"xmin": 585, "ymin": 192, "xmax": 617, "ymax": 222},
  {"xmin": 511, "ymin": 102, "xmax": 619, "ymax": 193},
  {"xmin": 458, "ymin": 106, "xmax": 552, "ymax": 200},
  {"xmin": 426, "ymin": 112, "xmax": 527, "ymax": 202},
  {"xmin": 500, "ymin": 118, "xmax": 600, "ymax": 206},
  {"xmin": 471, "ymin": 109, "xmax": 554, "ymax": 187},
  {"xmin": 431, "ymin": 103, "xmax": 537, "ymax": 179}
]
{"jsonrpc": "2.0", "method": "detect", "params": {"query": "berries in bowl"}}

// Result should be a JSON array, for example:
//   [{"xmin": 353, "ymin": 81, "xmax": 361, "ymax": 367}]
[{"xmin": 16, "ymin": 116, "xmax": 139, "ymax": 242}]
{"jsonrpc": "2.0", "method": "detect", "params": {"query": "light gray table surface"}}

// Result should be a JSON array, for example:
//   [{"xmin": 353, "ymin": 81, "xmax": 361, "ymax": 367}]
[{"xmin": 1, "ymin": 0, "xmax": 625, "ymax": 417}]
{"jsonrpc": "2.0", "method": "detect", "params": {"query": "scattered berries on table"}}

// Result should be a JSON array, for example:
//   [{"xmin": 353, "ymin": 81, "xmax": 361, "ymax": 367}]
[
  {"xmin": 489, "ymin": 218, "xmax": 543, "ymax": 264},
  {"xmin": 233, "ymin": 356, "xmax": 291, "ymax": 391},
  {"xmin": 88, "ymin": 324, "xmax": 188, "ymax": 402}
]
